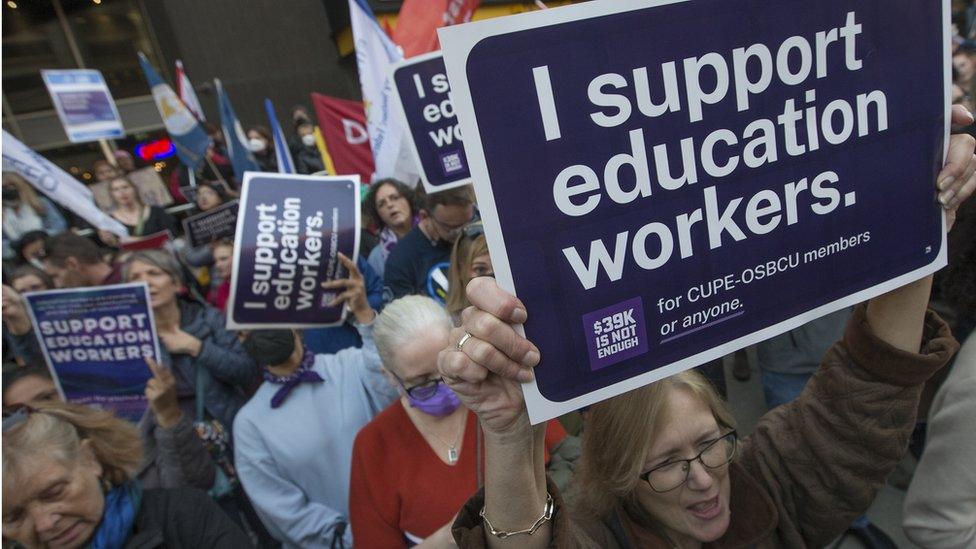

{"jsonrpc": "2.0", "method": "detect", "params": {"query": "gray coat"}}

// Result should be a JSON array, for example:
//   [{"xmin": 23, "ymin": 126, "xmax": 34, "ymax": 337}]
[
  {"xmin": 137, "ymin": 412, "xmax": 215, "ymax": 490},
  {"xmin": 160, "ymin": 298, "xmax": 257, "ymax": 431}
]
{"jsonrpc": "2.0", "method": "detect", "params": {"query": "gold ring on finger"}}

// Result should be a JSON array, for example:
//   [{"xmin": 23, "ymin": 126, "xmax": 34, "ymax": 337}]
[{"xmin": 456, "ymin": 332, "xmax": 473, "ymax": 351}]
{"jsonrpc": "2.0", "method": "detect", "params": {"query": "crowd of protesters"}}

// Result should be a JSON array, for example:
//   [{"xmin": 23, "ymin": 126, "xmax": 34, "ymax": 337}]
[{"xmin": 2, "ymin": 13, "xmax": 976, "ymax": 549}]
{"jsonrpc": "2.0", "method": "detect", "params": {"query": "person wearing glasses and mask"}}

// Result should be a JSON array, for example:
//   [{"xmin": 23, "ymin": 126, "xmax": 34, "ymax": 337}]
[
  {"xmin": 436, "ymin": 108, "xmax": 974, "ymax": 548},
  {"xmin": 233, "ymin": 254, "xmax": 398, "ymax": 549},
  {"xmin": 384, "ymin": 185, "xmax": 476, "ymax": 302},
  {"xmin": 348, "ymin": 295, "xmax": 566, "ymax": 549}
]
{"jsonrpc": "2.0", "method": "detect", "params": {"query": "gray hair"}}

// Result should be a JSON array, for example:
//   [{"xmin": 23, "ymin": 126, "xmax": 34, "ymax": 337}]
[
  {"xmin": 121, "ymin": 249, "xmax": 184, "ymax": 285},
  {"xmin": 373, "ymin": 296, "xmax": 452, "ymax": 369}
]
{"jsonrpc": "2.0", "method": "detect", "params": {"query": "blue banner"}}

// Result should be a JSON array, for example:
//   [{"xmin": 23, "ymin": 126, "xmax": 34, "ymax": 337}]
[
  {"xmin": 24, "ymin": 283, "xmax": 161, "ymax": 422},
  {"xmin": 264, "ymin": 99, "xmax": 297, "ymax": 174},
  {"xmin": 138, "ymin": 52, "xmax": 211, "ymax": 169},
  {"xmin": 441, "ymin": 0, "xmax": 950, "ymax": 422},
  {"xmin": 216, "ymin": 79, "xmax": 260, "ymax": 181},
  {"xmin": 227, "ymin": 173, "xmax": 361, "ymax": 329},
  {"xmin": 392, "ymin": 52, "xmax": 471, "ymax": 193},
  {"xmin": 41, "ymin": 69, "xmax": 125, "ymax": 143}
]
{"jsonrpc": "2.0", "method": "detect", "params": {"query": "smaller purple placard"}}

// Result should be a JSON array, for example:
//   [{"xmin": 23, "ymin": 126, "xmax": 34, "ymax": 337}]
[{"xmin": 581, "ymin": 296, "xmax": 649, "ymax": 371}]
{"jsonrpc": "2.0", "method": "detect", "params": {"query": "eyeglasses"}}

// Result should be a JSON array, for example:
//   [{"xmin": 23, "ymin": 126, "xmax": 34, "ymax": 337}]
[
  {"xmin": 430, "ymin": 213, "xmax": 474, "ymax": 235},
  {"xmin": 391, "ymin": 373, "xmax": 444, "ymax": 401},
  {"xmin": 639, "ymin": 431, "xmax": 737, "ymax": 493},
  {"xmin": 462, "ymin": 222, "xmax": 485, "ymax": 239}
]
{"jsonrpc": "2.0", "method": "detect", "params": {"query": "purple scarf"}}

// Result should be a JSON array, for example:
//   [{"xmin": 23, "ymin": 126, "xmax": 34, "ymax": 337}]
[{"xmin": 263, "ymin": 345, "xmax": 324, "ymax": 408}]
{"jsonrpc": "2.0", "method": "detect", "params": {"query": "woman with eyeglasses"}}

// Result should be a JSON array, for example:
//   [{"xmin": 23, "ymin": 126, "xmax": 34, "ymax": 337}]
[
  {"xmin": 445, "ymin": 223, "xmax": 494, "ymax": 320},
  {"xmin": 2, "ymin": 401, "xmax": 252, "ymax": 548},
  {"xmin": 435, "ymin": 113, "xmax": 975, "ymax": 547},
  {"xmin": 363, "ymin": 178, "xmax": 420, "ymax": 279},
  {"xmin": 348, "ymin": 295, "xmax": 566, "ymax": 549}
]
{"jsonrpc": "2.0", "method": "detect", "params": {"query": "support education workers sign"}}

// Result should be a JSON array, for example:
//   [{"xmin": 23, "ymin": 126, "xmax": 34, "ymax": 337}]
[
  {"xmin": 227, "ymin": 173, "xmax": 361, "ymax": 329},
  {"xmin": 440, "ymin": 0, "xmax": 950, "ymax": 422},
  {"xmin": 41, "ymin": 70, "xmax": 125, "ymax": 142},
  {"xmin": 392, "ymin": 52, "xmax": 471, "ymax": 193},
  {"xmin": 24, "ymin": 283, "xmax": 160, "ymax": 422}
]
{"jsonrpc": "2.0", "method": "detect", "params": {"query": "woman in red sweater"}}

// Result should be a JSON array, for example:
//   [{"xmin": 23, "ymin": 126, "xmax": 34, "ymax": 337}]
[{"xmin": 350, "ymin": 295, "xmax": 567, "ymax": 548}]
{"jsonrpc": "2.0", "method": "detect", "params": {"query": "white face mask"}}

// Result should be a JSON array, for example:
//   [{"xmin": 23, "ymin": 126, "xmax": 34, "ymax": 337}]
[
  {"xmin": 301, "ymin": 134, "xmax": 316, "ymax": 147},
  {"xmin": 248, "ymin": 138, "xmax": 267, "ymax": 153}
]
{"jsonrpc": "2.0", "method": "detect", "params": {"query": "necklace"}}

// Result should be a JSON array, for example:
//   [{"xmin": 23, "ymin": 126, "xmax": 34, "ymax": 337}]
[{"xmin": 416, "ymin": 412, "xmax": 465, "ymax": 465}]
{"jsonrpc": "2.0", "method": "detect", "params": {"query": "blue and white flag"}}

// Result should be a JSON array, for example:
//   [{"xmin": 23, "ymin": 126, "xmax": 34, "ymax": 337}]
[
  {"xmin": 264, "ymin": 99, "xmax": 296, "ymax": 174},
  {"xmin": 216, "ymin": 79, "xmax": 260, "ymax": 181},
  {"xmin": 138, "ymin": 52, "xmax": 211, "ymax": 169},
  {"xmin": 348, "ymin": 0, "xmax": 416, "ymax": 182},
  {"xmin": 2, "ymin": 130, "xmax": 128, "ymax": 237}
]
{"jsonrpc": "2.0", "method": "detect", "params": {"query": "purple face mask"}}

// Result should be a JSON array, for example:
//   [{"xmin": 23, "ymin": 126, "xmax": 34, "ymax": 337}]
[{"xmin": 407, "ymin": 382, "xmax": 462, "ymax": 417}]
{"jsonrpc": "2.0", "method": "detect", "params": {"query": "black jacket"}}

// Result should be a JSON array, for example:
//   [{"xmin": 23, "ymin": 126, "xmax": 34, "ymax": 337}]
[{"xmin": 126, "ymin": 487, "xmax": 253, "ymax": 548}]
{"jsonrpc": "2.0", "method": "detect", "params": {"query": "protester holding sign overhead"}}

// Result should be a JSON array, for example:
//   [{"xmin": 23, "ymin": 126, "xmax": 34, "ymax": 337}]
[
  {"xmin": 436, "ymin": 110, "xmax": 975, "ymax": 547},
  {"xmin": 384, "ymin": 185, "xmax": 475, "ymax": 301},
  {"xmin": 233, "ymin": 254, "xmax": 397, "ymax": 549}
]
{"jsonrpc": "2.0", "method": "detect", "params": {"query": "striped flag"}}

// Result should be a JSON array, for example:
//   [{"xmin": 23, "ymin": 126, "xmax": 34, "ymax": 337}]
[
  {"xmin": 264, "ymin": 99, "xmax": 296, "ymax": 174},
  {"xmin": 175, "ymin": 60, "xmax": 205, "ymax": 122},
  {"xmin": 138, "ymin": 52, "xmax": 211, "ymax": 169},
  {"xmin": 216, "ymin": 78, "xmax": 260, "ymax": 181}
]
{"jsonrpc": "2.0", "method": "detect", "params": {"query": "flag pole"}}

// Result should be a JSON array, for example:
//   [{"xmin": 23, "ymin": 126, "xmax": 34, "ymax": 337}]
[{"xmin": 204, "ymin": 155, "xmax": 232, "ymax": 191}]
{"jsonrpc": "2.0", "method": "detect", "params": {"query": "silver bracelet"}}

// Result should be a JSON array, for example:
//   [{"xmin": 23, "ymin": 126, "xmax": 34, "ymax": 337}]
[{"xmin": 480, "ymin": 493, "xmax": 554, "ymax": 539}]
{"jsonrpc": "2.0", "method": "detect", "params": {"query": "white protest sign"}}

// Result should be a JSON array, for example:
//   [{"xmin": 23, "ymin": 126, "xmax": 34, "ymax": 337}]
[
  {"xmin": 41, "ymin": 69, "xmax": 125, "ymax": 143},
  {"xmin": 2, "ymin": 130, "xmax": 129, "ymax": 237}
]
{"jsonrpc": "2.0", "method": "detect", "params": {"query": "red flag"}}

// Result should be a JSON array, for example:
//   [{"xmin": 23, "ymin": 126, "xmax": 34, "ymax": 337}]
[
  {"xmin": 443, "ymin": 0, "xmax": 480, "ymax": 26},
  {"xmin": 311, "ymin": 93, "xmax": 375, "ymax": 184},
  {"xmin": 392, "ymin": 0, "xmax": 480, "ymax": 58}
]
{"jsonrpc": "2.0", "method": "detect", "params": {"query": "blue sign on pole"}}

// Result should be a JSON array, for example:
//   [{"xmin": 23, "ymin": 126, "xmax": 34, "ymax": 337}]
[
  {"xmin": 24, "ymin": 283, "xmax": 161, "ymax": 422},
  {"xmin": 440, "ymin": 0, "xmax": 950, "ymax": 422},
  {"xmin": 391, "ymin": 52, "xmax": 471, "ymax": 193},
  {"xmin": 41, "ymin": 69, "xmax": 125, "ymax": 143},
  {"xmin": 227, "ymin": 172, "xmax": 361, "ymax": 329}
]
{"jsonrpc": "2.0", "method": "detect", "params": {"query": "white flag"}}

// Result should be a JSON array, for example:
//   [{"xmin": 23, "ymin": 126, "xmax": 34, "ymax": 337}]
[
  {"xmin": 176, "ymin": 60, "xmax": 206, "ymax": 122},
  {"xmin": 348, "ymin": 0, "xmax": 418, "ymax": 183},
  {"xmin": 2, "ymin": 131, "xmax": 129, "ymax": 237}
]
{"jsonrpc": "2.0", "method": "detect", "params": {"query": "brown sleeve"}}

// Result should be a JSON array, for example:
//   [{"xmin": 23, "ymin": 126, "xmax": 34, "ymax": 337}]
[
  {"xmin": 739, "ymin": 303, "xmax": 958, "ymax": 547},
  {"xmin": 452, "ymin": 476, "xmax": 613, "ymax": 548}
]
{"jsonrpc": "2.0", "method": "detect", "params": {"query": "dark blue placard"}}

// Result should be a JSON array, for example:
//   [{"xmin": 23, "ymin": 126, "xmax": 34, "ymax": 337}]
[
  {"xmin": 24, "ymin": 283, "xmax": 160, "ymax": 422},
  {"xmin": 228, "ymin": 173, "xmax": 360, "ymax": 328},
  {"xmin": 442, "ymin": 0, "xmax": 948, "ymax": 421},
  {"xmin": 392, "ymin": 53, "xmax": 472, "ymax": 192},
  {"xmin": 182, "ymin": 200, "xmax": 240, "ymax": 248}
]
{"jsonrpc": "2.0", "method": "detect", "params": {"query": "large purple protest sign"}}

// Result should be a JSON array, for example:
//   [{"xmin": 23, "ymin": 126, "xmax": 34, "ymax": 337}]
[
  {"xmin": 391, "ymin": 52, "xmax": 472, "ymax": 193},
  {"xmin": 227, "ymin": 172, "xmax": 360, "ymax": 329},
  {"xmin": 23, "ymin": 283, "xmax": 161, "ymax": 422},
  {"xmin": 440, "ymin": 0, "xmax": 950, "ymax": 422},
  {"xmin": 41, "ymin": 69, "xmax": 125, "ymax": 142}
]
